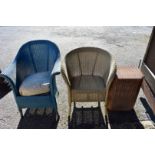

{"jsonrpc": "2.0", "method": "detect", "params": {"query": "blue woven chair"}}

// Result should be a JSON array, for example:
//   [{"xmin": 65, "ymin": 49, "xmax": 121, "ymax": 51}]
[{"xmin": 0, "ymin": 40, "xmax": 60, "ymax": 119}]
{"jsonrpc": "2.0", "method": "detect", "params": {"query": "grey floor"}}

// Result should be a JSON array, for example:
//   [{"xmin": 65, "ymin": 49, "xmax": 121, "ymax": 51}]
[{"xmin": 0, "ymin": 26, "xmax": 154, "ymax": 129}]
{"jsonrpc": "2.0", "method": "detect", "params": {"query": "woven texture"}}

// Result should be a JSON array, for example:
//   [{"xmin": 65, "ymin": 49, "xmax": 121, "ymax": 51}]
[
  {"xmin": 16, "ymin": 40, "xmax": 59, "ymax": 91},
  {"xmin": 66, "ymin": 47, "xmax": 112, "ymax": 81},
  {"xmin": 107, "ymin": 67, "xmax": 144, "ymax": 111},
  {"xmin": 61, "ymin": 47, "xmax": 116, "ymax": 116},
  {"xmin": 1, "ymin": 40, "xmax": 60, "ymax": 117},
  {"xmin": 71, "ymin": 76, "xmax": 106, "ymax": 101}
]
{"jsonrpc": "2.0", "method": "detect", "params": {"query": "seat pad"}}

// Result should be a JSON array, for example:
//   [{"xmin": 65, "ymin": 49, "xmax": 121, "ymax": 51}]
[
  {"xmin": 19, "ymin": 72, "xmax": 50, "ymax": 96},
  {"xmin": 71, "ymin": 76, "xmax": 106, "ymax": 101}
]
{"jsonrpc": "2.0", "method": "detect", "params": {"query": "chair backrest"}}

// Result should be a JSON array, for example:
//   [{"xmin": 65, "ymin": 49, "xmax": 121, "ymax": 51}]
[
  {"xmin": 65, "ymin": 47, "xmax": 112, "ymax": 81},
  {"xmin": 16, "ymin": 40, "xmax": 60, "ymax": 89}
]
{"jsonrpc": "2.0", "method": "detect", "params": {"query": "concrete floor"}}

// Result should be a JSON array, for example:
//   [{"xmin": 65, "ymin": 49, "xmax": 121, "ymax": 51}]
[{"xmin": 0, "ymin": 26, "xmax": 154, "ymax": 129}]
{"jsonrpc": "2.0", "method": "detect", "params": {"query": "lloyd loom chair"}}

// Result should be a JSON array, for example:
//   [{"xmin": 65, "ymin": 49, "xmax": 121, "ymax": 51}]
[
  {"xmin": 0, "ymin": 40, "xmax": 60, "ymax": 119},
  {"xmin": 61, "ymin": 47, "xmax": 116, "ymax": 120}
]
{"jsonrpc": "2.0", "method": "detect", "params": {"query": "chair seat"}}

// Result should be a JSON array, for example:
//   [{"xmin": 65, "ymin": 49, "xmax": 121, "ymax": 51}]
[
  {"xmin": 19, "ymin": 72, "xmax": 50, "ymax": 96},
  {"xmin": 71, "ymin": 76, "xmax": 106, "ymax": 101}
]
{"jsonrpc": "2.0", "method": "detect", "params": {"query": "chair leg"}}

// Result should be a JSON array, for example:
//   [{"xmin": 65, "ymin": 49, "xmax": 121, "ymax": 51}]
[
  {"xmin": 68, "ymin": 102, "xmax": 71, "ymax": 122},
  {"xmin": 68, "ymin": 105, "xmax": 71, "ymax": 120},
  {"xmin": 74, "ymin": 102, "xmax": 76, "ymax": 108},
  {"xmin": 52, "ymin": 97, "xmax": 59, "ymax": 122},
  {"xmin": 104, "ymin": 106, "xmax": 108, "ymax": 128},
  {"xmin": 52, "ymin": 109, "xmax": 60, "ymax": 122},
  {"xmin": 56, "ymin": 111, "xmax": 60, "ymax": 121},
  {"xmin": 56, "ymin": 91, "xmax": 59, "ymax": 97},
  {"xmin": 19, "ymin": 108, "xmax": 23, "ymax": 118},
  {"xmin": 98, "ymin": 101, "xmax": 101, "ymax": 107}
]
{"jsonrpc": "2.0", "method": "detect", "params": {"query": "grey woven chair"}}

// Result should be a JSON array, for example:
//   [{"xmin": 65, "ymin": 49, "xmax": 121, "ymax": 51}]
[{"xmin": 61, "ymin": 47, "xmax": 116, "ymax": 120}]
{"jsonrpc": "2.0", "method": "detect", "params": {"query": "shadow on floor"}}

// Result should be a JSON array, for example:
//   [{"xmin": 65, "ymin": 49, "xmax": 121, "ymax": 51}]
[
  {"xmin": 68, "ymin": 106, "xmax": 107, "ymax": 129},
  {"xmin": 18, "ymin": 109, "xmax": 59, "ymax": 129},
  {"xmin": 140, "ymin": 97, "xmax": 155, "ymax": 122},
  {"xmin": 108, "ymin": 110, "xmax": 144, "ymax": 129}
]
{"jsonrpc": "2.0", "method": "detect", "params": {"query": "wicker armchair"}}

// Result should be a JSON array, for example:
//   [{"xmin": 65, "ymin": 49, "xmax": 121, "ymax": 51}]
[
  {"xmin": 0, "ymin": 40, "xmax": 60, "ymax": 119},
  {"xmin": 61, "ymin": 47, "xmax": 116, "ymax": 119}
]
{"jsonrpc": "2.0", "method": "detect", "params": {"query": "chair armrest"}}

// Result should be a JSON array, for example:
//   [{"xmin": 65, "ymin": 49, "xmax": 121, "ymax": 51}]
[
  {"xmin": 0, "ymin": 60, "xmax": 18, "ymax": 95},
  {"xmin": 102, "ymin": 58, "xmax": 116, "ymax": 110},
  {"xmin": 51, "ymin": 58, "xmax": 61, "ymax": 76},
  {"xmin": 106, "ymin": 58, "xmax": 117, "ymax": 89},
  {"xmin": 104, "ymin": 58, "xmax": 117, "ymax": 107},
  {"xmin": 61, "ymin": 60, "xmax": 71, "ymax": 88},
  {"xmin": 50, "ymin": 58, "xmax": 60, "ymax": 96}
]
